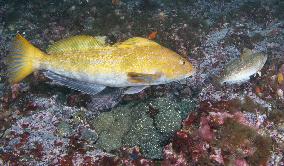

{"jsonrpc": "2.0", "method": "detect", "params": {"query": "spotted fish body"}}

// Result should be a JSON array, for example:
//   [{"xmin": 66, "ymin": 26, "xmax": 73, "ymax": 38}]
[
  {"xmin": 8, "ymin": 34, "xmax": 195, "ymax": 94},
  {"xmin": 219, "ymin": 49, "xmax": 267, "ymax": 84}
]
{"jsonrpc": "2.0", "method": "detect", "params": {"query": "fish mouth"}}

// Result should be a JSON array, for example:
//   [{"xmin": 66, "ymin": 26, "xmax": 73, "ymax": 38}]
[{"xmin": 181, "ymin": 68, "xmax": 196, "ymax": 81}]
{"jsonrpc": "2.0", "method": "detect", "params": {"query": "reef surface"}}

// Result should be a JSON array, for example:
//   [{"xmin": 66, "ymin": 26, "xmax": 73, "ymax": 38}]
[{"xmin": 0, "ymin": 0, "xmax": 284, "ymax": 165}]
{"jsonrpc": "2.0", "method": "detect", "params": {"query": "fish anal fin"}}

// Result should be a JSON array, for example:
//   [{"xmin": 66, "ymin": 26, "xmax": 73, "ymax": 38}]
[
  {"xmin": 43, "ymin": 71, "xmax": 105, "ymax": 95},
  {"xmin": 127, "ymin": 72, "xmax": 161, "ymax": 83},
  {"xmin": 124, "ymin": 86, "xmax": 149, "ymax": 94},
  {"xmin": 47, "ymin": 35, "xmax": 107, "ymax": 54}
]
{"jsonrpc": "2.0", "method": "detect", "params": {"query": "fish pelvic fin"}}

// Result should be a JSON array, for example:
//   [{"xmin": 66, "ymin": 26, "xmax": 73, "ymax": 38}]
[
  {"xmin": 7, "ymin": 34, "xmax": 45, "ymax": 84},
  {"xmin": 127, "ymin": 72, "xmax": 162, "ymax": 83}
]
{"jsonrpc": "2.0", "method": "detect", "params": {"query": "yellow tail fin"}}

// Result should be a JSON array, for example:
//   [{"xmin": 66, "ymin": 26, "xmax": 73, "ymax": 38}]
[{"xmin": 7, "ymin": 34, "xmax": 45, "ymax": 84}]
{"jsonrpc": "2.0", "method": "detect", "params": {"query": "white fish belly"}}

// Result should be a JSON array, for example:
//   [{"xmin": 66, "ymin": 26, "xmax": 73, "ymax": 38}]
[
  {"xmin": 56, "ymin": 70, "xmax": 130, "ymax": 87},
  {"xmin": 224, "ymin": 68, "xmax": 257, "ymax": 84}
]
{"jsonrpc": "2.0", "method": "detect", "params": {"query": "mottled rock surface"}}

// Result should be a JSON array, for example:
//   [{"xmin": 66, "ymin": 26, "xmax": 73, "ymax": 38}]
[{"xmin": 0, "ymin": 0, "xmax": 283, "ymax": 165}]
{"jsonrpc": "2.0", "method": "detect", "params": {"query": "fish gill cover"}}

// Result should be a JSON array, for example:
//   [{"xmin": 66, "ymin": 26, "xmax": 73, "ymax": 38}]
[{"xmin": 0, "ymin": 0, "xmax": 284, "ymax": 165}]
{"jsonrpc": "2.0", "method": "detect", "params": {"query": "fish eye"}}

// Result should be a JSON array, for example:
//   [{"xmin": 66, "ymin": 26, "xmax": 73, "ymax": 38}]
[{"xmin": 179, "ymin": 60, "xmax": 186, "ymax": 65}]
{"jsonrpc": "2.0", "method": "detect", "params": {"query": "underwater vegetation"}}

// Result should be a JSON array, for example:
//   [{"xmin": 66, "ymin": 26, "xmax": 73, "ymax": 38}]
[
  {"xmin": 0, "ymin": 0, "xmax": 284, "ymax": 165},
  {"xmin": 90, "ymin": 96, "xmax": 195, "ymax": 159}
]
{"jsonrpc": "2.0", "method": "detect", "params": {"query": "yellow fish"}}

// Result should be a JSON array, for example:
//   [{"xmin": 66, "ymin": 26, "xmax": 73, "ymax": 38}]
[{"xmin": 7, "ymin": 34, "xmax": 195, "ymax": 94}]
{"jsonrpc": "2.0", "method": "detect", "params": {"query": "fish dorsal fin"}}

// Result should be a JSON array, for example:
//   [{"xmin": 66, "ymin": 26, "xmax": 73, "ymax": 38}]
[
  {"xmin": 47, "ymin": 35, "xmax": 107, "ymax": 54},
  {"xmin": 240, "ymin": 48, "xmax": 253, "ymax": 60},
  {"xmin": 116, "ymin": 37, "xmax": 160, "ymax": 48}
]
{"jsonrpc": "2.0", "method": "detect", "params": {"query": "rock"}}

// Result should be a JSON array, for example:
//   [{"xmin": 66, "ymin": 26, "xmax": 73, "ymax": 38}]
[
  {"xmin": 178, "ymin": 98, "xmax": 196, "ymax": 119},
  {"xmin": 96, "ymin": 130, "xmax": 122, "ymax": 152},
  {"xmin": 123, "ymin": 114, "xmax": 156, "ymax": 146},
  {"xmin": 87, "ymin": 88, "xmax": 123, "ymax": 111},
  {"xmin": 91, "ymin": 112, "xmax": 115, "ymax": 133},
  {"xmin": 89, "ymin": 96, "xmax": 196, "ymax": 159},
  {"xmin": 57, "ymin": 121, "xmax": 72, "ymax": 137},
  {"xmin": 149, "ymin": 97, "xmax": 182, "ymax": 136},
  {"xmin": 83, "ymin": 17, "xmax": 95, "ymax": 30},
  {"xmin": 0, "ymin": 83, "xmax": 3, "ymax": 97},
  {"xmin": 92, "ymin": 105, "xmax": 133, "ymax": 152},
  {"xmin": 80, "ymin": 128, "xmax": 98, "ymax": 143},
  {"xmin": 155, "ymin": 108, "xmax": 181, "ymax": 136},
  {"xmin": 123, "ymin": 114, "xmax": 164, "ymax": 159}
]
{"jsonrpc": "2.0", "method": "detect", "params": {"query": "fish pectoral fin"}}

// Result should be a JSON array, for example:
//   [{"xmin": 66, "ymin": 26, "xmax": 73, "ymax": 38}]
[
  {"xmin": 127, "ymin": 72, "xmax": 162, "ymax": 83},
  {"xmin": 47, "ymin": 35, "xmax": 107, "ymax": 54},
  {"xmin": 124, "ymin": 86, "xmax": 149, "ymax": 94},
  {"xmin": 43, "ymin": 71, "xmax": 106, "ymax": 95}
]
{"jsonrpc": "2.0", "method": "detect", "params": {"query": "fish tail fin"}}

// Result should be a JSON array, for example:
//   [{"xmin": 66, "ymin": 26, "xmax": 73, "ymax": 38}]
[{"xmin": 7, "ymin": 34, "xmax": 45, "ymax": 84}]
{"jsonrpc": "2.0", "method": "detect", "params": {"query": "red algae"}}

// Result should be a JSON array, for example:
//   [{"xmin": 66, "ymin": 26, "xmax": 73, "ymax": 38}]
[
  {"xmin": 1, "ymin": 152, "xmax": 21, "ymax": 165},
  {"xmin": 96, "ymin": 156, "xmax": 121, "ymax": 166},
  {"xmin": 198, "ymin": 116, "xmax": 214, "ymax": 142},
  {"xmin": 161, "ymin": 100, "xmax": 274, "ymax": 165},
  {"xmin": 60, "ymin": 154, "xmax": 74, "ymax": 166},
  {"xmin": 218, "ymin": 119, "xmax": 272, "ymax": 165},
  {"xmin": 15, "ymin": 132, "xmax": 30, "ymax": 149},
  {"xmin": 30, "ymin": 143, "xmax": 44, "ymax": 159}
]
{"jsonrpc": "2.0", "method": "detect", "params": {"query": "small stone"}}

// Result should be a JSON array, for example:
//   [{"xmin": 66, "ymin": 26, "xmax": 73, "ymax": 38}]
[
  {"xmin": 277, "ymin": 89, "xmax": 283, "ymax": 98},
  {"xmin": 179, "ymin": 87, "xmax": 192, "ymax": 96}
]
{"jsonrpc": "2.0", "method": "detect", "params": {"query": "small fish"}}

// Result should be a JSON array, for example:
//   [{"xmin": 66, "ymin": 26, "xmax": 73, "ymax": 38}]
[
  {"xmin": 148, "ymin": 31, "xmax": 158, "ymax": 40},
  {"xmin": 7, "ymin": 34, "xmax": 195, "ymax": 95},
  {"xmin": 219, "ymin": 48, "xmax": 267, "ymax": 85}
]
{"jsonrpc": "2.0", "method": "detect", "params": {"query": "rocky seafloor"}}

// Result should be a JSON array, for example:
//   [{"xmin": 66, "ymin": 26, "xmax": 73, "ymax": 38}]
[{"xmin": 0, "ymin": 0, "xmax": 284, "ymax": 165}]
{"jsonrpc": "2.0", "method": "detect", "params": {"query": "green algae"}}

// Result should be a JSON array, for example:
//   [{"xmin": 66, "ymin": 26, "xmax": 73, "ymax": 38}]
[
  {"xmin": 57, "ymin": 121, "xmax": 72, "ymax": 137},
  {"xmin": 90, "ymin": 96, "xmax": 196, "ymax": 159},
  {"xmin": 96, "ymin": 130, "xmax": 122, "ymax": 152},
  {"xmin": 91, "ymin": 111, "xmax": 115, "ymax": 134},
  {"xmin": 150, "ymin": 97, "xmax": 181, "ymax": 136},
  {"xmin": 178, "ymin": 98, "xmax": 197, "ymax": 119}
]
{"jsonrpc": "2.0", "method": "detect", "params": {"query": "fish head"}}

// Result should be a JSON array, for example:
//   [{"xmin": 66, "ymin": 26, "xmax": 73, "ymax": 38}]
[
  {"xmin": 124, "ymin": 38, "xmax": 196, "ymax": 84},
  {"xmin": 158, "ymin": 49, "xmax": 196, "ymax": 81}
]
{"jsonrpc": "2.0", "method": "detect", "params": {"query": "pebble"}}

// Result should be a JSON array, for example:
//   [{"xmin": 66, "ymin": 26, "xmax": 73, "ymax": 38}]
[{"xmin": 277, "ymin": 89, "xmax": 283, "ymax": 98}]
